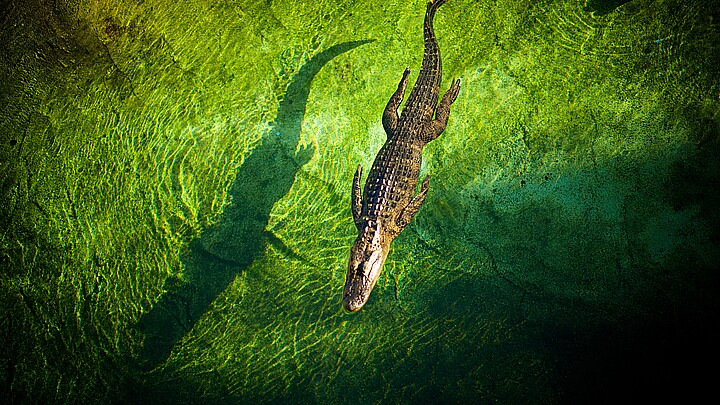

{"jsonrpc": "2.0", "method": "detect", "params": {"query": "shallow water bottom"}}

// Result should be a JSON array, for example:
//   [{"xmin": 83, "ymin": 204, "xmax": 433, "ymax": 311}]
[{"xmin": 1, "ymin": 0, "xmax": 719, "ymax": 403}]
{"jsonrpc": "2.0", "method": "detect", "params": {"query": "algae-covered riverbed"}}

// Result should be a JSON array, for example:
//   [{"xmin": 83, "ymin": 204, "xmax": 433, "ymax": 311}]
[{"xmin": 1, "ymin": 0, "xmax": 719, "ymax": 402}]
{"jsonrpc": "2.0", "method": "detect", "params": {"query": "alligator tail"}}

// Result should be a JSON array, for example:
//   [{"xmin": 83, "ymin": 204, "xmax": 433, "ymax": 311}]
[{"xmin": 425, "ymin": 0, "xmax": 448, "ymax": 40}]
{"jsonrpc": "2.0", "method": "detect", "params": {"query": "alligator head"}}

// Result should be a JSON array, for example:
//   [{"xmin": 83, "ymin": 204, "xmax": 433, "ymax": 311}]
[{"xmin": 343, "ymin": 222, "xmax": 391, "ymax": 312}]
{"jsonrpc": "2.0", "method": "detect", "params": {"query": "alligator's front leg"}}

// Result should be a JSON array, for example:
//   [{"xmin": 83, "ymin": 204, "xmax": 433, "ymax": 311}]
[
  {"xmin": 395, "ymin": 175, "xmax": 430, "ymax": 235},
  {"xmin": 382, "ymin": 68, "xmax": 411, "ymax": 136}
]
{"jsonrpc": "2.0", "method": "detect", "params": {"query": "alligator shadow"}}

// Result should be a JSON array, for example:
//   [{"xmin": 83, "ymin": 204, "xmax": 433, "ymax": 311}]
[{"xmin": 135, "ymin": 40, "xmax": 373, "ymax": 371}]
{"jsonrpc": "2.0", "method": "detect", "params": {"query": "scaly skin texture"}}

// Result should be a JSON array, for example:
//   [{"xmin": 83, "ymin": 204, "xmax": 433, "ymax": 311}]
[{"xmin": 344, "ymin": 0, "xmax": 461, "ymax": 312}]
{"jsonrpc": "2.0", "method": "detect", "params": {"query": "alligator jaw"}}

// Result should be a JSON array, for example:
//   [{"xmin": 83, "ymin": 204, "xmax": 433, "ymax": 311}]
[{"xmin": 343, "ymin": 236, "xmax": 389, "ymax": 312}]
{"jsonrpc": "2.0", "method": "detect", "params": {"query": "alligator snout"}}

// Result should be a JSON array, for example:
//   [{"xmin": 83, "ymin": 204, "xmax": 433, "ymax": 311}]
[{"xmin": 343, "ymin": 235, "xmax": 389, "ymax": 312}]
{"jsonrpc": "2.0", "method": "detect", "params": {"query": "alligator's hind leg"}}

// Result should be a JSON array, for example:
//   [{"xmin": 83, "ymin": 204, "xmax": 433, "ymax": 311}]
[
  {"xmin": 422, "ymin": 78, "xmax": 461, "ymax": 144},
  {"xmin": 382, "ymin": 68, "xmax": 411, "ymax": 137},
  {"xmin": 352, "ymin": 164, "xmax": 363, "ymax": 229}
]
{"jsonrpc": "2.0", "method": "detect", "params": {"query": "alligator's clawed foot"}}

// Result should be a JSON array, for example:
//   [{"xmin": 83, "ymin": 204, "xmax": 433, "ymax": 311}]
[{"xmin": 444, "ymin": 78, "xmax": 461, "ymax": 105}]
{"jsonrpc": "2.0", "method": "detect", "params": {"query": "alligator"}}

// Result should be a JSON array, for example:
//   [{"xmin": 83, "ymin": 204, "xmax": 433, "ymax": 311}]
[{"xmin": 344, "ymin": 0, "xmax": 460, "ymax": 312}]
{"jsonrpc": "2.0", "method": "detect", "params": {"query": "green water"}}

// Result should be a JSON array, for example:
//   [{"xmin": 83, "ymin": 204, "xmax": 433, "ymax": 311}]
[{"xmin": 1, "ymin": 0, "xmax": 719, "ymax": 403}]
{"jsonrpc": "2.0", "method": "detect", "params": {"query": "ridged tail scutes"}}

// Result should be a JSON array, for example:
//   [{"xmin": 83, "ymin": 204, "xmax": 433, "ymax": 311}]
[{"xmin": 426, "ymin": 0, "xmax": 448, "ymax": 22}]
